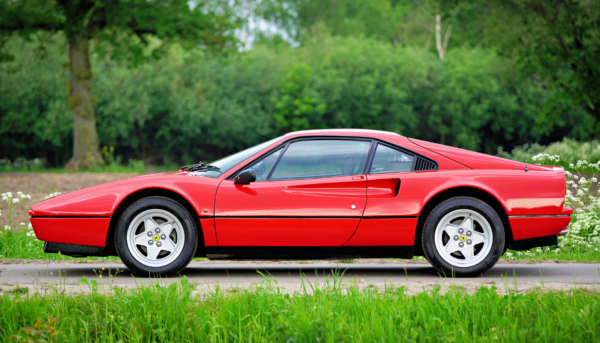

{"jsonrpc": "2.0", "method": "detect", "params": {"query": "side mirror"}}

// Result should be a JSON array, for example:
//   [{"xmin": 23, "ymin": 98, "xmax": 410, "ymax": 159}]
[{"xmin": 234, "ymin": 169, "xmax": 256, "ymax": 185}]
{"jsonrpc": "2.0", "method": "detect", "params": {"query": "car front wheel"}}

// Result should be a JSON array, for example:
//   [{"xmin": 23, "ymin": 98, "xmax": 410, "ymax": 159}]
[
  {"xmin": 115, "ymin": 197, "xmax": 197, "ymax": 276},
  {"xmin": 421, "ymin": 197, "xmax": 505, "ymax": 277}
]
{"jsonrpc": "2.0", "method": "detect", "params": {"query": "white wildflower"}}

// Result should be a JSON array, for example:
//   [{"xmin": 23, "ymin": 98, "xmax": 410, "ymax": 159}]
[
  {"xmin": 12, "ymin": 198, "xmax": 19, "ymax": 204},
  {"xmin": 45, "ymin": 192, "xmax": 62, "ymax": 200}
]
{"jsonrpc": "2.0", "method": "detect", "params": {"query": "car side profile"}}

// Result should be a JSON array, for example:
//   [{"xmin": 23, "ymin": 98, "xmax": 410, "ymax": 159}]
[{"xmin": 29, "ymin": 129, "xmax": 572, "ymax": 277}]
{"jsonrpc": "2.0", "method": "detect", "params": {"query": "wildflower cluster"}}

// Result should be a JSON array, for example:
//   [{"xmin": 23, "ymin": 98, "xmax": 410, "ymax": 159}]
[
  {"xmin": 1, "ymin": 191, "xmax": 32, "ymax": 228},
  {"xmin": 45, "ymin": 192, "xmax": 62, "ymax": 200},
  {"xmin": 531, "ymin": 153, "xmax": 560, "ymax": 163},
  {"xmin": 2, "ymin": 191, "xmax": 31, "ymax": 203},
  {"xmin": 533, "ymin": 155, "xmax": 600, "ymax": 254}
]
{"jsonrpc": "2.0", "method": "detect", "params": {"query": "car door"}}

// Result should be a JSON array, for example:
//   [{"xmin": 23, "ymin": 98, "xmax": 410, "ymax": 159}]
[
  {"xmin": 344, "ymin": 143, "xmax": 421, "ymax": 246},
  {"xmin": 214, "ymin": 138, "xmax": 372, "ymax": 246}
]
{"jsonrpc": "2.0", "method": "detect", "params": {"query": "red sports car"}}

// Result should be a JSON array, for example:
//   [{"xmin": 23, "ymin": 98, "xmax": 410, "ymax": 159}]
[{"xmin": 29, "ymin": 129, "xmax": 572, "ymax": 276}]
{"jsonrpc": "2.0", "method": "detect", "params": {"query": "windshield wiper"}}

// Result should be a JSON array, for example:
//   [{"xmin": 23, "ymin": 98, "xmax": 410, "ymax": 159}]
[{"xmin": 180, "ymin": 161, "xmax": 221, "ymax": 172}]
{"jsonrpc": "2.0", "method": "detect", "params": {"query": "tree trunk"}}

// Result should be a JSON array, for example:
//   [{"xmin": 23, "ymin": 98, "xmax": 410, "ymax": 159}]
[
  {"xmin": 435, "ymin": 14, "xmax": 444, "ymax": 60},
  {"xmin": 65, "ymin": 38, "xmax": 103, "ymax": 170}
]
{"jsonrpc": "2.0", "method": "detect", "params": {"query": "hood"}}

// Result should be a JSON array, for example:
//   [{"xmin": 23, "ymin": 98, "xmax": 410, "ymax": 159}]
[{"xmin": 408, "ymin": 138, "xmax": 553, "ymax": 171}]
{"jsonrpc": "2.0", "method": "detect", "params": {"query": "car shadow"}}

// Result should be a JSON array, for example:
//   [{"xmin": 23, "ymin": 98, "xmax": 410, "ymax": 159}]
[{"xmin": 55, "ymin": 263, "xmax": 569, "ymax": 283}]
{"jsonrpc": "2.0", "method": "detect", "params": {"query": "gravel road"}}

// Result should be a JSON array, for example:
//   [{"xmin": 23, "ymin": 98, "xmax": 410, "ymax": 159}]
[{"xmin": 1, "ymin": 260, "xmax": 599, "ymax": 295}]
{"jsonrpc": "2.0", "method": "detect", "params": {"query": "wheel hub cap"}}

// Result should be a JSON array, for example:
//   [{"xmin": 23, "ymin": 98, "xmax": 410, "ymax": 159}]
[
  {"xmin": 126, "ymin": 209, "xmax": 185, "ymax": 268},
  {"xmin": 434, "ymin": 209, "xmax": 493, "ymax": 268}
]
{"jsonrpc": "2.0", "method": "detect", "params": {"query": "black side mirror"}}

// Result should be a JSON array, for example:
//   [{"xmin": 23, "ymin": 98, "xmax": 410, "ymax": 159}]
[{"xmin": 234, "ymin": 169, "xmax": 256, "ymax": 185}]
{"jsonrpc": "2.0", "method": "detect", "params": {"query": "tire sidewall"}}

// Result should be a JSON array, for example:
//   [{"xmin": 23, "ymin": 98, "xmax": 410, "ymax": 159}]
[
  {"xmin": 115, "ymin": 197, "xmax": 197, "ymax": 276},
  {"xmin": 422, "ymin": 197, "xmax": 505, "ymax": 277}
]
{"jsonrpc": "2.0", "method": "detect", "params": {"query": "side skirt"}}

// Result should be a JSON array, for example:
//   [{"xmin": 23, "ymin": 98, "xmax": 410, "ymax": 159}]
[
  {"xmin": 508, "ymin": 235, "xmax": 558, "ymax": 251},
  {"xmin": 205, "ymin": 246, "xmax": 414, "ymax": 260},
  {"xmin": 44, "ymin": 242, "xmax": 106, "ymax": 257}
]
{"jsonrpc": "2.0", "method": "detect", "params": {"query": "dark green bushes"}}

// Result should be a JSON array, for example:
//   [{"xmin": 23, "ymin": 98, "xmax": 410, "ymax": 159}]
[{"xmin": 0, "ymin": 37, "xmax": 593, "ymax": 167}]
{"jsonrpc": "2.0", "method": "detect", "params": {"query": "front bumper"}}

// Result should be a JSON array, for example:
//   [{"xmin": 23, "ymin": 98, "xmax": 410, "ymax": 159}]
[{"xmin": 30, "ymin": 216, "xmax": 111, "ymax": 247}]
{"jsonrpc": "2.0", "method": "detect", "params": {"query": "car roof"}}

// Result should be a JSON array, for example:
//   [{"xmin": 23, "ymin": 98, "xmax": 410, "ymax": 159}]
[{"xmin": 284, "ymin": 129, "xmax": 402, "ymax": 139}]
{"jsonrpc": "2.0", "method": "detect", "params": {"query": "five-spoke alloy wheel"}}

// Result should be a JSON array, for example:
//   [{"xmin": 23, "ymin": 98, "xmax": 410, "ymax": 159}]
[
  {"xmin": 115, "ymin": 197, "xmax": 197, "ymax": 276},
  {"xmin": 422, "ymin": 197, "xmax": 505, "ymax": 277}
]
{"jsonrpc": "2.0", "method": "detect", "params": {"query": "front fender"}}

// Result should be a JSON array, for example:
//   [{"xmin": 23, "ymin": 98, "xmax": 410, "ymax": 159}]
[{"xmin": 30, "ymin": 173, "xmax": 220, "ymax": 217}]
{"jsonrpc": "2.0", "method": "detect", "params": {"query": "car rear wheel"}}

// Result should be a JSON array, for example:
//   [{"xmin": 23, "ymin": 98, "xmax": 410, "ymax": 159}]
[
  {"xmin": 115, "ymin": 197, "xmax": 197, "ymax": 276},
  {"xmin": 421, "ymin": 197, "xmax": 504, "ymax": 277}
]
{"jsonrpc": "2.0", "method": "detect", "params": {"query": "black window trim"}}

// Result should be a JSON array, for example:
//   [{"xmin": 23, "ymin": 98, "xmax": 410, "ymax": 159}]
[{"xmin": 227, "ymin": 135, "xmax": 438, "ymax": 181}]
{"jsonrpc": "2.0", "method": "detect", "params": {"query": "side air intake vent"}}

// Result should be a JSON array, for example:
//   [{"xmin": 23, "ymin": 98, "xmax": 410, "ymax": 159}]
[{"xmin": 413, "ymin": 157, "xmax": 437, "ymax": 171}]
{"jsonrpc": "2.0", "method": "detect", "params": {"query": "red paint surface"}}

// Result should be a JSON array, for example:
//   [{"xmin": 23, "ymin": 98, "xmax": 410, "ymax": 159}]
[
  {"xmin": 214, "ymin": 176, "xmax": 366, "ymax": 245},
  {"xmin": 200, "ymin": 218, "xmax": 218, "ymax": 246},
  {"xmin": 30, "ymin": 172, "xmax": 220, "ymax": 217},
  {"xmin": 408, "ymin": 137, "xmax": 555, "ymax": 172},
  {"xmin": 215, "ymin": 218, "xmax": 360, "ymax": 246},
  {"xmin": 31, "ymin": 217, "xmax": 111, "ymax": 247},
  {"xmin": 28, "ymin": 129, "xmax": 571, "ymax": 250},
  {"xmin": 509, "ymin": 216, "xmax": 572, "ymax": 240},
  {"xmin": 215, "ymin": 176, "xmax": 367, "ymax": 217},
  {"xmin": 344, "ymin": 218, "xmax": 418, "ymax": 246}
]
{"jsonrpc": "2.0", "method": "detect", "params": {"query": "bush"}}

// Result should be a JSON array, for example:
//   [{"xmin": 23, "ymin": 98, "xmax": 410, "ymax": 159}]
[
  {"xmin": 0, "ymin": 36, "xmax": 594, "ymax": 167},
  {"xmin": 498, "ymin": 138, "xmax": 600, "ymax": 169}
]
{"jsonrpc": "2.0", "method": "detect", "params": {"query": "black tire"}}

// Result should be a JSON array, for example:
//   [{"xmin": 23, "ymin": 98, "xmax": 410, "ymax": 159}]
[
  {"xmin": 421, "ymin": 196, "xmax": 505, "ymax": 277},
  {"xmin": 115, "ymin": 196, "xmax": 197, "ymax": 277}
]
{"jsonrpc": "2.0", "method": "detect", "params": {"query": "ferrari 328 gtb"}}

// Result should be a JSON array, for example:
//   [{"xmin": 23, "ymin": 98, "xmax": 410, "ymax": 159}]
[{"xmin": 29, "ymin": 129, "xmax": 571, "ymax": 276}]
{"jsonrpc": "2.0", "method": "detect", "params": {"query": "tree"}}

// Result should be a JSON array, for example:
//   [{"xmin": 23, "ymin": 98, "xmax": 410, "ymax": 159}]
[
  {"xmin": 441, "ymin": 0, "xmax": 600, "ymax": 130},
  {"xmin": 254, "ymin": 0, "xmax": 434, "ymax": 47},
  {"xmin": 273, "ymin": 62, "xmax": 326, "ymax": 133},
  {"xmin": 0, "ymin": 0, "xmax": 237, "ymax": 169}
]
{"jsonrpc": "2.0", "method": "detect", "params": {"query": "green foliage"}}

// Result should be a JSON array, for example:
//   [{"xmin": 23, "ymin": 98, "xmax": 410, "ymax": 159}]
[
  {"xmin": 441, "ymin": 0, "xmax": 600, "ymax": 127},
  {"xmin": 273, "ymin": 62, "xmax": 326, "ymax": 133},
  {"xmin": 0, "ymin": 0, "xmax": 238, "ymax": 64},
  {"xmin": 2, "ymin": 279, "xmax": 600, "ymax": 342},
  {"xmin": 498, "ymin": 138, "xmax": 600, "ymax": 170},
  {"xmin": 255, "ymin": 0, "xmax": 433, "ymax": 47},
  {"xmin": 0, "ymin": 36, "xmax": 594, "ymax": 166}
]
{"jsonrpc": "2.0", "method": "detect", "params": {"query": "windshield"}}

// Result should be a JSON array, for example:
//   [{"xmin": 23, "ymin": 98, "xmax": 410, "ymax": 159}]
[{"xmin": 189, "ymin": 136, "xmax": 284, "ymax": 178}]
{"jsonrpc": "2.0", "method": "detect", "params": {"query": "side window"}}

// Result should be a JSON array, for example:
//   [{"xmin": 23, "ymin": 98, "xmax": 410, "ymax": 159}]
[
  {"xmin": 270, "ymin": 140, "xmax": 371, "ymax": 180},
  {"xmin": 248, "ymin": 149, "xmax": 282, "ymax": 181},
  {"xmin": 370, "ymin": 144, "xmax": 413, "ymax": 174}
]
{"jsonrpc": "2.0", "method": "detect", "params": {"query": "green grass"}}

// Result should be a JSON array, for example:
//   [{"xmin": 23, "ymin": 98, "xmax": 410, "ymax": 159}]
[
  {"xmin": 502, "ymin": 248, "xmax": 600, "ymax": 262},
  {"xmin": 1, "ymin": 276, "xmax": 600, "ymax": 342},
  {"xmin": 0, "ymin": 228, "xmax": 118, "ymax": 261}
]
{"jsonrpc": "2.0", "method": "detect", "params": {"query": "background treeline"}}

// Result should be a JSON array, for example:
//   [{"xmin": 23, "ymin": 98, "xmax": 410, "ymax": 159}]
[{"xmin": 0, "ymin": 34, "xmax": 594, "ymax": 167}]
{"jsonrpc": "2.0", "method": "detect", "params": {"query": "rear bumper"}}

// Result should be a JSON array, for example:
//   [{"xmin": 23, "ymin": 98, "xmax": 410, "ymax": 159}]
[
  {"xmin": 508, "ymin": 215, "xmax": 571, "ymax": 241},
  {"xmin": 508, "ymin": 235, "xmax": 558, "ymax": 251},
  {"xmin": 30, "ymin": 217, "xmax": 111, "ymax": 247}
]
